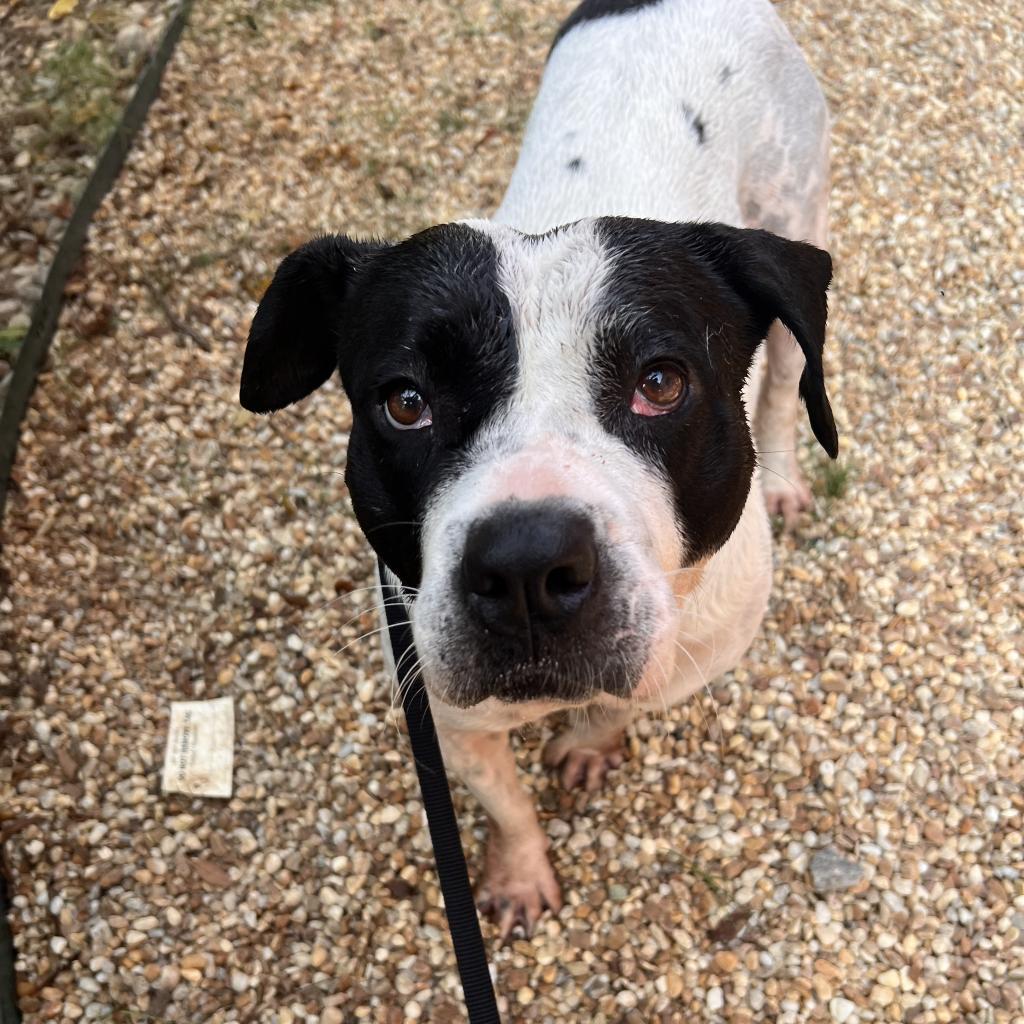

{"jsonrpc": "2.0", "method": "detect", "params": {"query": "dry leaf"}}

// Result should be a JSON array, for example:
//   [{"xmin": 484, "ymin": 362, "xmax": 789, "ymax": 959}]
[
  {"xmin": 56, "ymin": 746, "xmax": 79, "ymax": 781},
  {"xmin": 48, "ymin": 0, "xmax": 78, "ymax": 20},
  {"xmin": 192, "ymin": 858, "xmax": 232, "ymax": 887},
  {"xmin": 0, "ymin": 816, "xmax": 45, "ymax": 845},
  {"xmin": 48, "ymin": 0, "xmax": 78, "ymax": 17},
  {"xmin": 706, "ymin": 907, "xmax": 751, "ymax": 944}
]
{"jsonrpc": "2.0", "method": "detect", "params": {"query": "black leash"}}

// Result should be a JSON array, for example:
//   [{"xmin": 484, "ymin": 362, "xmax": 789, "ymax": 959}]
[{"xmin": 380, "ymin": 569, "xmax": 502, "ymax": 1023}]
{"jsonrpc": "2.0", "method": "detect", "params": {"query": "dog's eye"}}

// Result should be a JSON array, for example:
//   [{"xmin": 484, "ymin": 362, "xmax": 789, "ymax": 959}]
[
  {"xmin": 631, "ymin": 364, "xmax": 687, "ymax": 416},
  {"xmin": 384, "ymin": 386, "xmax": 433, "ymax": 430}
]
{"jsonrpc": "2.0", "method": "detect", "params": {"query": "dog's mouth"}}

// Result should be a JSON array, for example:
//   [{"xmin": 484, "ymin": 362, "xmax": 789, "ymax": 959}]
[{"xmin": 414, "ymin": 601, "xmax": 653, "ymax": 708}]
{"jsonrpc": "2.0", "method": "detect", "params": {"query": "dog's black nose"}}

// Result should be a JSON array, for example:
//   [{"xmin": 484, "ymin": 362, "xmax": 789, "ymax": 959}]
[{"xmin": 462, "ymin": 503, "xmax": 599, "ymax": 640}]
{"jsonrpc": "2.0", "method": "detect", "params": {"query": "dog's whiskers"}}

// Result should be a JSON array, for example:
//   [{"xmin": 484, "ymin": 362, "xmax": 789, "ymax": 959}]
[
  {"xmin": 755, "ymin": 457, "xmax": 803, "ymax": 494},
  {"xmin": 365, "ymin": 520, "xmax": 423, "ymax": 535},
  {"xmin": 390, "ymin": 648, "xmax": 427, "ymax": 716},
  {"xmin": 643, "ymin": 647, "xmax": 674, "ymax": 723},
  {"xmin": 302, "ymin": 583, "xmax": 422, "ymax": 625},
  {"xmin": 319, "ymin": 595, "xmax": 409, "ymax": 639},
  {"xmin": 661, "ymin": 636, "xmax": 725, "ymax": 758},
  {"xmin": 330, "ymin": 619, "xmax": 413, "ymax": 659}
]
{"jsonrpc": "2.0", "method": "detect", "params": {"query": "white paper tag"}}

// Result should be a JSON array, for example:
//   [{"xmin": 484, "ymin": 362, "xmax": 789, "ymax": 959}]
[{"xmin": 161, "ymin": 698, "xmax": 234, "ymax": 798}]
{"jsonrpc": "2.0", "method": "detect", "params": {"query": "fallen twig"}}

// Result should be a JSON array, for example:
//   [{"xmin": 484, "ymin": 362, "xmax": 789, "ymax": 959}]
[{"xmin": 139, "ymin": 276, "xmax": 211, "ymax": 351}]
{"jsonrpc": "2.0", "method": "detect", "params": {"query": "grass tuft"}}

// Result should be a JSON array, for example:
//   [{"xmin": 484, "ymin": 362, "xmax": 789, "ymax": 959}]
[{"xmin": 818, "ymin": 458, "xmax": 851, "ymax": 501}]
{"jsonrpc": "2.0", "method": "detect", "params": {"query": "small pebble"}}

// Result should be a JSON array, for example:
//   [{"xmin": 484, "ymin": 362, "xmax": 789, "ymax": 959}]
[
  {"xmin": 810, "ymin": 847, "xmax": 865, "ymax": 893},
  {"xmin": 829, "ymin": 997, "xmax": 858, "ymax": 1023}
]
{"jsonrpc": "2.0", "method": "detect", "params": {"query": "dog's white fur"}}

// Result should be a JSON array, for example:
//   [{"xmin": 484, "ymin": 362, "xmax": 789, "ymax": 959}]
[{"xmin": 391, "ymin": 0, "xmax": 831, "ymax": 935}]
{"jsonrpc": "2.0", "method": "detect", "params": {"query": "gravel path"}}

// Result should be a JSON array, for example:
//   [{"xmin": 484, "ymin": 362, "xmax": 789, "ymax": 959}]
[
  {"xmin": 1, "ymin": 1, "xmax": 1022, "ymax": 1021},
  {"xmin": 0, "ymin": 0, "xmax": 180, "ymax": 394}
]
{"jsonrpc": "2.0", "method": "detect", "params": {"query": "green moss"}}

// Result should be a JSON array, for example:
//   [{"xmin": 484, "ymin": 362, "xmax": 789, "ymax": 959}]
[
  {"xmin": 0, "ymin": 327, "xmax": 27, "ymax": 358},
  {"xmin": 42, "ymin": 38, "xmax": 120, "ymax": 152},
  {"xmin": 437, "ymin": 108, "xmax": 468, "ymax": 135}
]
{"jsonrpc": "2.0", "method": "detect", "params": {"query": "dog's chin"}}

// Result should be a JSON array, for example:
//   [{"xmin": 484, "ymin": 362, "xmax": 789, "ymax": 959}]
[{"xmin": 421, "ymin": 649, "xmax": 644, "ymax": 710}]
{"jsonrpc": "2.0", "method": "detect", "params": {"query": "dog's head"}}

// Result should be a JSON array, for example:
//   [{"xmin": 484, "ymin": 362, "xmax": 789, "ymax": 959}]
[{"xmin": 241, "ymin": 218, "xmax": 835, "ymax": 711}]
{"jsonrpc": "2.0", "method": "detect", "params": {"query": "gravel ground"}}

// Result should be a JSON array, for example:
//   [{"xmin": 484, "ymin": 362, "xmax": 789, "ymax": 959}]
[
  {"xmin": 0, "ymin": 0, "xmax": 179, "ymax": 395},
  {"xmin": 1, "ymin": 0, "xmax": 1022, "ymax": 1021}
]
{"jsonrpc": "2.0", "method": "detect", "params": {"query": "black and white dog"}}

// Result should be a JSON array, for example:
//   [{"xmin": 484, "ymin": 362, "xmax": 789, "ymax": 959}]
[{"xmin": 241, "ymin": 0, "xmax": 837, "ymax": 939}]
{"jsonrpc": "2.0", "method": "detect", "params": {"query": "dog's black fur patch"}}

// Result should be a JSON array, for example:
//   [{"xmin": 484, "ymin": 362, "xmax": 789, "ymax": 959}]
[
  {"xmin": 241, "ymin": 223, "xmax": 518, "ymax": 586},
  {"xmin": 344, "ymin": 226, "xmax": 520, "ymax": 586},
  {"xmin": 681, "ymin": 103, "xmax": 707, "ymax": 145},
  {"xmin": 550, "ymin": 0, "xmax": 665, "ymax": 54},
  {"xmin": 593, "ymin": 218, "xmax": 835, "ymax": 561}
]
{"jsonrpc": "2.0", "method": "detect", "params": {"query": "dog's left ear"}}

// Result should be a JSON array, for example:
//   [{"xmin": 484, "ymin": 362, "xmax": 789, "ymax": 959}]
[
  {"xmin": 240, "ymin": 234, "xmax": 385, "ymax": 414},
  {"xmin": 685, "ymin": 223, "xmax": 838, "ymax": 458}
]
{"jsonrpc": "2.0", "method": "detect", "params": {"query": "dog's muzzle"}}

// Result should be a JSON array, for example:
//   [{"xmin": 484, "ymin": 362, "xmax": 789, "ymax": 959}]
[{"xmin": 436, "ymin": 498, "xmax": 644, "ymax": 706}]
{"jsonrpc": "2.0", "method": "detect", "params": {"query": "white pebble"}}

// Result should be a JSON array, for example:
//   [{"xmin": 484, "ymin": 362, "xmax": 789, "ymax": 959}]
[
  {"xmin": 829, "ymin": 997, "xmax": 858, "ymax": 1023},
  {"xmin": 377, "ymin": 804, "xmax": 402, "ymax": 824}
]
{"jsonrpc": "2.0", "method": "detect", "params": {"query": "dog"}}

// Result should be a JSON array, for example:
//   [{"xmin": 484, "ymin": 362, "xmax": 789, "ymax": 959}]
[{"xmin": 240, "ymin": 0, "xmax": 837, "ymax": 941}]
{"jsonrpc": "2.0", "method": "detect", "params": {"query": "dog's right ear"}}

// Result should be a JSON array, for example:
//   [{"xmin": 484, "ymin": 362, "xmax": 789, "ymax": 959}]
[{"xmin": 240, "ymin": 234, "xmax": 385, "ymax": 413}]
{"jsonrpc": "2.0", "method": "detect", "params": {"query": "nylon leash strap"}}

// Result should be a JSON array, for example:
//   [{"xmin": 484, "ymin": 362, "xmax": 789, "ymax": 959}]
[{"xmin": 380, "ymin": 570, "xmax": 501, "ymax": 1023}]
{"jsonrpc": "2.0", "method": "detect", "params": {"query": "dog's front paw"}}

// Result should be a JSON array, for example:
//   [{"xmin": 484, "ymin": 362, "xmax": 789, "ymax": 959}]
[
  {"xmin": 543, "ymin": 735, "xmax": 626, "ymax": 791},
  {"xmin": 759, "ymin": 450, "xmax": 813, "ymax": 529},
  {"xmin": 477, "ymin": 834, "xmax": 562, "ymax": 942}
]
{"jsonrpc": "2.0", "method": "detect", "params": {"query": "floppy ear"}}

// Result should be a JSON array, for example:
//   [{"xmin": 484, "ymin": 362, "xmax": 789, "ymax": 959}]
[
  {"xmin": 240, "ymin": 234, "xmax": 384, "ymax": 413},
  {"xmin": 685, "ymin": 223, "xmax": 838, "ymax": 458}
]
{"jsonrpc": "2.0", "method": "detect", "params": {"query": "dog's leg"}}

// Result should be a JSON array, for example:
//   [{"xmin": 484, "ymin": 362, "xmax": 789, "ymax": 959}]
[
  {"xmin": 744, "ymin": 108, "xmax": 832, "ymax": 529},
  {"xmin": 756, "ymin": 324, "xmax": 816, "ymax": 527},
  {"xmin": 437, "ymin": 726, "xmax": 561, "ymax": 940},
  {"xmin": 754, "ymin": 181, "xmax": 829, "ymax": 527},
  {"xmin": 543, "ymin": 704, "xmax": 633, "ymax": 791}
]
